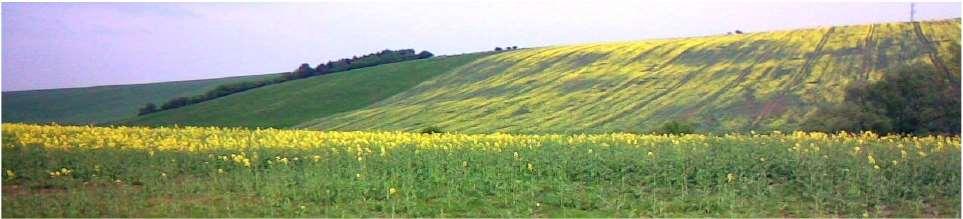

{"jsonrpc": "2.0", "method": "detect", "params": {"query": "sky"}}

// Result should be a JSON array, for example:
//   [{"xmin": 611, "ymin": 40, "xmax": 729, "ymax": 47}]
[{"xmin": 2, "ymin": 1, "xmax": 960, "ymax": 91}]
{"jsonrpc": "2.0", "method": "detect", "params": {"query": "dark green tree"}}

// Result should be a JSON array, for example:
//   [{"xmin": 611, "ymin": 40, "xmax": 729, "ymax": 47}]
[
  {"xmin": 137, "ymin": 103, "xmax": 158, "ymax": 116},
  {"xmin": 804, "ymin": 64, "xmax": 960, "ymax": 135}
]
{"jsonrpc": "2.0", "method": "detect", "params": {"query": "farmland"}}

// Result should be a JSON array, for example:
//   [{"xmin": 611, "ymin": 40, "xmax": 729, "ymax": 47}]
[
  {"xmin": 302, "ymin": 20, "xmax": 960, "ymax": 133},
  {"xmin": 2, "ymin": 123, "xmax": 959, "ymax": 217},
  {"xmin": 124, "ymin": 52, "xmax": 492, "ymax": 128},
  {"xmin": 1, "ymin": 74, "xmax": 281, "ymax": 124},
  {"xmin": 3, "ymin": 20, "xmax": 957, "ymax": 132}
]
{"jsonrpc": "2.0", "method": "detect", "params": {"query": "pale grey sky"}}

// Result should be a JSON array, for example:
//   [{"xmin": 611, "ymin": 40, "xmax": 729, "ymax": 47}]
[{"xmin": 2, "ymin": 1, "xmax": 960, "ymax": 91}]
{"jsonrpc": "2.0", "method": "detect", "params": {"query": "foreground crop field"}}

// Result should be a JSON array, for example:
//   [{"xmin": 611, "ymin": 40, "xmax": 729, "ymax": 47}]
[{"xmin": 1, "ymin": 124, "xmax": 959, "ymax": 217}]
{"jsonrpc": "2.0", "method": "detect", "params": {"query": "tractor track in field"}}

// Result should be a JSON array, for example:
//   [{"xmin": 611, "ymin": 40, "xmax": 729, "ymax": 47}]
[
  {"xmin": 681, "ymin": 47, "xmax": 778, "ymax": 120},
  {"xmin": 584, "ymin": 41, "xmax": 712, "ymax": 128},
  {"xmin": 861, "ymin": 24, "xmax": 877, "ymax": 82},
  {"xmin": 571, "ymin": 43, "xmax": 677, "ymax": 126},
  {"xmin": 912, "ymin": 22, "xmax": 957, "ymax": 85},
  {"xmin": 792, "ymin": 27, "xmax": 835, "ymax": 89},
  {"xmin": 748, "ymin": 27, "xmax": 835, "ymax": 129}
]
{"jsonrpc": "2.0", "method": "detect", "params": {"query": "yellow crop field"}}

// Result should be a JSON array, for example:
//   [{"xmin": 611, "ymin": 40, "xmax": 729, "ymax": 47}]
[{"xmin": 2, "ymin": 123, "xmax": 959, "ymax": 217}]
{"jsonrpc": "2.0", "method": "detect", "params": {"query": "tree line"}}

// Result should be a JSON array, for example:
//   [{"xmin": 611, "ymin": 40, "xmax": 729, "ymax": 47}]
[{"xmin": 138, "ymin": 49, "xmax": 433, "ymax": 115}]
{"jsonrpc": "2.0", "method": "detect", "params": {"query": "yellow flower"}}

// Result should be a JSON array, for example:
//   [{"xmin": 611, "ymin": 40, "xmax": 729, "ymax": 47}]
[
  {"xmin": 389, "ymin": 188, "xmax": 397, "ymax": 195},
  {"xmin": 726, "ymin": 173, "xmax": 735, "ymax": 183}
]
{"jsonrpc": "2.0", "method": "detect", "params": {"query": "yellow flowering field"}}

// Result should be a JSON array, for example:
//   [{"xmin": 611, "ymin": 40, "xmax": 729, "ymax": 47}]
[{"xmin": 1, "ymin": 123, "xmax": 959, "ymax": 217}]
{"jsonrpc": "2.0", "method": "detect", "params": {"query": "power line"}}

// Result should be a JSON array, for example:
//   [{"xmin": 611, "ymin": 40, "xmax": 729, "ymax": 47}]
[{"xmin": 910, "ymin": 2, "xmax": 916, "ymax": 22}]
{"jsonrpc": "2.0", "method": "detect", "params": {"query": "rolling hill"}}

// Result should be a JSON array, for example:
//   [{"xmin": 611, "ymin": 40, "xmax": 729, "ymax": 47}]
[
  {"xmin": 1, "ymin": 73, "xmax": 281, "ymax": 124},
  {"xmin": 123, "ymin": 52, "xmax": 493, "ymax": 128},
  {"xmin": 7, "ymin": 19, "xmax": 959, "ymax": 133},
  {"xmin": 296, "ymin": 20, "xmax": 960, "ymax": 133}
]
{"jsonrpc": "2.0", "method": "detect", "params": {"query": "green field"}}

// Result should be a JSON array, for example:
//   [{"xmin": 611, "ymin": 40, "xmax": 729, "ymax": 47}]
[
  {"xmin": 5, "ymin": 20, "xmax": 958, "ymax": 133},
  {"xmin": 1, "ymin": 74, "xmax": 280, "ymax": 124},
  {"xmin": 123, "ymin": 52, "xmax": 493, "ymax": 128},
  {"xmin": 301, "ymin": 20, "xmax": 961, "ymax": 133},
  {"xmin": 2, "ymin": 124, "xmax": 959, "ymax": 217}
]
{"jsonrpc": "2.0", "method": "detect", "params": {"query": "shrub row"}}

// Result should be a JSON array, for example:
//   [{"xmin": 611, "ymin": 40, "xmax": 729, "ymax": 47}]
[{"xmin": 138, "ymin": 49, "xmax": 433, "ymax": 115}]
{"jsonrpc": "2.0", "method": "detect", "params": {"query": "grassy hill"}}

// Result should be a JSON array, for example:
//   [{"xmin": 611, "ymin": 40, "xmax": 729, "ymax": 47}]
[
  {"xmin": 123, "ymin": 52, "xmax": 493, "ymax": 128},
  {"xmin": 2, "ymin": 73, "xmax": 281, "ymax": 124},
  {"xmin": 296, "ymin": 20, "xmax": 960, "ymax": 133},
  {"xmin": 12, "ymin": 20, "xmax": 957, "ymax": 133}
]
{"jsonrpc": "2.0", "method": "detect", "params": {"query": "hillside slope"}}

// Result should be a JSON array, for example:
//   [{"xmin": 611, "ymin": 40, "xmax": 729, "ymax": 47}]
[
  {"xmin": 2, "ymin": 73, "xmax": 280, "ymax": 124},
  {"xmin": 123, "ymin": 52, "xmax": 493, "ymax": 128},
  {"xmin": 298, "ymin": 20, "xmax": 960, "ymax": 133}
]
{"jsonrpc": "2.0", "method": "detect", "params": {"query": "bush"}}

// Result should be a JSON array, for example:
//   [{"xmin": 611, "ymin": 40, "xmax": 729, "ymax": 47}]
[
  {"xmin": 420, "ymin": 126, "xmax": 444, "ymax": 134},
  {"xmin": 804, "ymin": 64, "xmax": 960, "ymax": 135},
  {"xmin": 137, "ymin": 103, "xmax": 158, "ymax": 116},
  {"xmin": 654, "ymin": 121, "xmax": 696, "ymax": 135}
]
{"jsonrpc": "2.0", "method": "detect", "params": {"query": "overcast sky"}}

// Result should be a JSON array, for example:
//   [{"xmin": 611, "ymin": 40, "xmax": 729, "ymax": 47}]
[{"xmin": 2, "ymin": 1, "xmax": 960, "ymax": 91}]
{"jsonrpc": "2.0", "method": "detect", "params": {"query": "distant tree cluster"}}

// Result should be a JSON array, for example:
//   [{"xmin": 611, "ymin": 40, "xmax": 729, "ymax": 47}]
[
  {"xmin": 495, "ymin": 46, "xmax": 519, "ymax": 51},
  {"xmin": 138, "ymin": 49, "xmax": 434, "ymax": 115},
  {"xmin": 137, "ymin": 103, "xmax": 158, "ymax": 115},
  {"xmin": 803, "ymin": 64, "xmax": 960, "ymax": 135},
  {"xmin": 285, "ymin": 49, "xmax": 434, "ymax": 81}
]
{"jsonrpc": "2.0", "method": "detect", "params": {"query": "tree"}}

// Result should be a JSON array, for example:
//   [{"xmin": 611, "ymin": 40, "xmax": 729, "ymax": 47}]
[
  {"xmin": 286, "ymin": 63, "xmax": 317, "ymax": 80},
  {"xmin": 417, "ymin": 51, "xmax": 434, "ymax": 59},
  {"xmin": 160, "ymin": 97, "xmax": 191, "ymax": 110},
  {"xmin": 495, "ymin": 47, "xmax": 503, "ymax": 51},
  {"xmin": 804, "ymin": 64, "xmax": 960, "ymax": 135},
  {"xmin": 734, "ymin": 30, "xmax": 743, "ymax": 34},
  {"xmin": 654, "ymin": 121, "xmax": 696, "ymax": 135},
  {"xmin": 138, "ymin": 103, "xmax": 158, "ymax": 116}
]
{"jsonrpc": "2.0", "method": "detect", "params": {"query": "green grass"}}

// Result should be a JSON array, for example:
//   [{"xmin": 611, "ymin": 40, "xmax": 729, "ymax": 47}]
[
  {"xmin": 299, "ymin": 19, "xmax": 960, "ymax": 133},
  {"xmin": 1, "ymin": 74, "xmax": 281, "ymax": 124},
  {"xmin": 2, "ymin": 123, "xmax": 959, "ymax": 217},
  {"xmin": 123, "ymin": 52, "xmax": 493, "ymax": 128}
]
